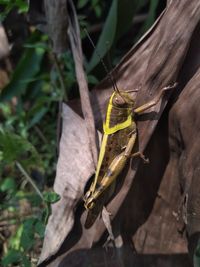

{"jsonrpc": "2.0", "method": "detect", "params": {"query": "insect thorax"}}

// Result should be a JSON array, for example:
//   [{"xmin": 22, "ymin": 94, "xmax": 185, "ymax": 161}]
[{"xmin": 103, "ymin": 97, "xmax": 133, "ymax": 135}]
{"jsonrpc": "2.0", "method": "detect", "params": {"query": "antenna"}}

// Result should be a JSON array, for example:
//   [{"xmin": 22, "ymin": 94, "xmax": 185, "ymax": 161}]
[
  {"xmin": 105, "ymin": 41, "xmax": 119, "ymax": 92},
  {"xmin": 84, "ymin": 28, "xmax": 120, "ymax": 93}
]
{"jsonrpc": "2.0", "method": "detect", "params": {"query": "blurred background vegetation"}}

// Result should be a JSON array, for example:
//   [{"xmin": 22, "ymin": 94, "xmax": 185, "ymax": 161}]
[{"xmin": 0, "ymin": 0, "xmax": 166, "ymax": 266}]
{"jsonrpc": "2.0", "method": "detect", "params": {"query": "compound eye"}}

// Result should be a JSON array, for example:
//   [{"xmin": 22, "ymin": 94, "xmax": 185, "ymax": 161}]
[{"xmin": 113, "ymin": 95, "xmax": 125, "ymax": 106}]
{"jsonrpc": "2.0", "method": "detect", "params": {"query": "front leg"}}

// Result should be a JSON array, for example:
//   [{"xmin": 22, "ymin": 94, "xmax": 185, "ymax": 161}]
[{"xmin": 134, "ymin": 83, "xmax": 177, "ymax": 114}]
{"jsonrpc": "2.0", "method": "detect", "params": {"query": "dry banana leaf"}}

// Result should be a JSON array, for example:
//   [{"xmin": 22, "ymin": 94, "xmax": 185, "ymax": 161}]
[
  {"xmin": 38, "ymin": 104, "xmax": 96, "ymax": 264},
  {"xmin": 28, "ymin": 0, "xmax": 68, "ymax": 53},
  {"xmin": 0, "ymin": 23, "xmax": 9, "ymax": 60}
]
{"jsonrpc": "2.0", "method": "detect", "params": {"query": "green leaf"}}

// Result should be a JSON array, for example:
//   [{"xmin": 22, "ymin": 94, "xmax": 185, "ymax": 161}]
[
  {"xmin": 42, "ymin": 205, "xmax": 50, "ymax": 225},
  {"xmin": 137, "ymin": 0, "xmax": 159, "ymax": 38},
  {"xmin": 91, "ymin": 0, "xmax": 99, "ymax": 6},
  {"xmin": 0, "ymin": 0, "xmax": 28, "ymax": 21},
  {"xmin": 15, "ymin": 0, "xmax": 29, "ymax": 13},
  {"xmin": 87, "ymin": 0, "xmax": 117, "ymax": 72},
  {"xmin": 0, "ymin": 32, "xmax": 45, "ymax": 101},
  {"xmin": 27, "ymin": 193, "xmax": 43, "ymax": 207},
  {"xmin": 87, "ymin": 74, "xmax": 99, "ymax": 85},
  {"xmin": 2, "ymin": 249, "xmax": 21, "ymax": 266},
  {"xmin": 21, "ymin": 255, "xmax": 31, "ymax": 267},
  {"xmin": 87, "ymin": 0, "xmax": 146, "ymax": 72},
  {"xmin": 194, "ymin": 242, "xmax": 200, "ymax": 267},
  {"xmin": 9, "ymin": 225, "xmax": 23, "ymax": 250},
  {"xmin": 0, "ymin": 2, "xmax": 15, "ymax": 22},
  {"xmin": 20, "ymin": 218, "xmax": 36, "ymax": 251},
  {"xmin": 0, "ymin": 177, "xmax": 16, "ymax": 193},
  {"xmin": 43, "ymin": 191, "xmax": 61, "ymax": 203},
  {"xmin": 94, "ymin": 5, "xmax": 102, "ymax": 18},
  {"xmin": 116, "ymin": 0, "xmax": 146, "ymax": 40},
  {"xmin": 0, "ymin": 131, "xmax": 43, "ymax": 170},
  {"xmin": 24, "ymin": 42, "xmax": 49, "ymax": 50},
  {"xmin": 43, "ymin": 192, "xmax": 61, "ymax": 224},
  {"xmin": 26, "ymin": 95, "xmax": 52, "ymax": 129},
  {"xmin": 77, "ymin": 0, "xmax": 89, "ymax": 9},
  {"xmin": 0, "ymin": 0, "xmax": 10, "ymax": 4},
  {"xmin": 28, "ymin": 106, "xmax": 48, "ymax": 129},
  {"xmin": 35, "ymin": 220, "xmax": 45, "ymax": 238}
]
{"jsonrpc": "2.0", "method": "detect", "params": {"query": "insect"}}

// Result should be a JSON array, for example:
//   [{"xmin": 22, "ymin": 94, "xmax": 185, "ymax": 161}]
[
  {"xmin": 83, "ymin": 82, "xmax": 177, "ymax": 228},
  {"xmin": 83, "ymin": 28, "xmax": 176, "ymax": 228}
]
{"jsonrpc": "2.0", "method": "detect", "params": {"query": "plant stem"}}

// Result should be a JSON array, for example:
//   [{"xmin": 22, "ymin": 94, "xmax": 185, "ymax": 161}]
[
  {"xmin": 34, "ymin": 125, "xmax": 48, "ymax": 143},
  {"xmin": 53, "ymin": 53, "xmax": 68, "ymax": 101},
  {"xmin": 16, "ymin": 161, "xmax": 44, "ymax": 201}
]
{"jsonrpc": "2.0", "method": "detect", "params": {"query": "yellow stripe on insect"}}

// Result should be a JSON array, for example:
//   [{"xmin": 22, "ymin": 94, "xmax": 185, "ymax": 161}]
[
  {"xmin": 103, "ymin": 92, "xmax": 132, "ymax": 135},
  {"xmin": 90, "ymin": 133, "xmax": 108, "ymax": 193}
]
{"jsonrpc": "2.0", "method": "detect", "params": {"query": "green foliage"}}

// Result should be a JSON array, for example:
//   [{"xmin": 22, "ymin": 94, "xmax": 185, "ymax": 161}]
[
  {"xmin": 42, "ymin": 191, "xmax": 61, "ymax": 224},
  {"xmin": 78, "ymin": 0, "xmax": 89, "ymax": 9},
  {"xmin": 0, "ymin": 189, "xmax": 59, "ymax": 266},
  {"xmin": 0, "ymin": 177, "xmax": 17, "ymax": 193},
  {"xmin": 0, "ymin": 33, "xmax": 47, "ymax": 102},
  {"xmin": 2, "ymin": 218, "xmax": 46, "ymax": 266},
  {"xmin": 87, "ymin": 0, "xmax": 148, "ymax": 72},
  {"xmin": 0, "ymin": 130, "xmax": 43, "ymax": 171},
  {"xmin": 20, "ymin": 218, "xmax": 37, "ymax": 250},
  {"xmin": 77, "ymin": 0, "xmax": 104, "ymax": 18},
  {"xmin": 0, "ymin": 0, "xmax": 28, "ymax": 21},
  {"xmin": 2, "ymin": 251, "xmax": 31, "ymax": 267},
  {"xmin": 87, "ymin": 0, "xmax": 118, "ymax": 72},
  {"xmin": 43, "ymin": 191, "xmax": 61, "ymax": 203},
  {"xmin": 0, "ymin": 28, "xmax": 61, "ymax": 266},
  {"xmin": 136, "ymin": 0, "xmax": 159, "ymax": 39},
  {"xmin": 2, "ymin": 250, "xmax": 23, "ymax": 266},
  {"xmin": 35, "ymin": 220, "xmax": 46, "ymax": 238}
]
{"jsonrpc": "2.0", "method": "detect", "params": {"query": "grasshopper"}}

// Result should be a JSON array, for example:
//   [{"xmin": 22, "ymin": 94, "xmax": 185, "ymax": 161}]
[
  {"xmin": 83, "ymin": 83, "xmax": 177, "ymax": 228},
  {"xmin": 83, "ymin": 28, "xmax": 176, "ymax": 228}
]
